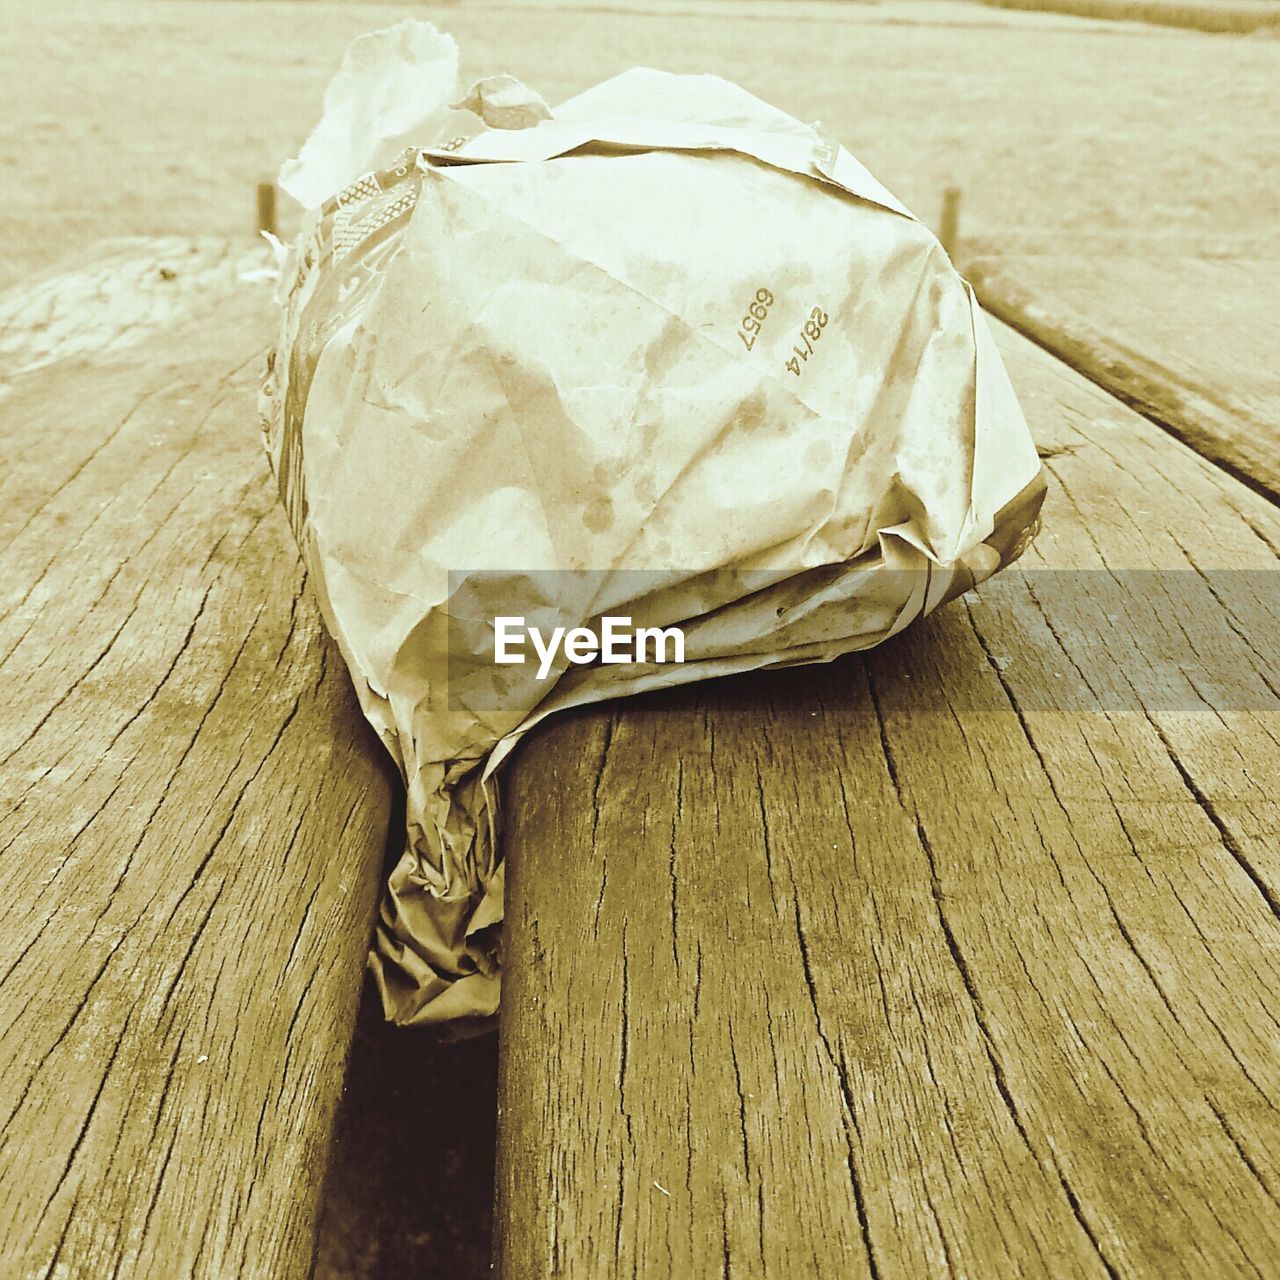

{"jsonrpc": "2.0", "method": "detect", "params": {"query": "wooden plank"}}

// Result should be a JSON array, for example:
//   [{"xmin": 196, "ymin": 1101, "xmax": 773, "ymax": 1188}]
[
  {"xmin": 967, "ymin": 253, "xmax": 1280, "ymax": 502},
  {"xmin": 494, "ymin": 317, "xmax": 1280, "ymax": 1277},
  {"xmin": 975, "ymin": 0, "xmax": 1280, "ymax": 36},
  {"xmin": 0, "ymin": 240, "xmax": 393, "ymax": 1278}
]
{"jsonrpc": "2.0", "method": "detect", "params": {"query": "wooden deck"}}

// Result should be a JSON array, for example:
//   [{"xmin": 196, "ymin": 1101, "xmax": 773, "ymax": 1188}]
[
  {"xmin": 0, "ymin": 242, "xmax": 393, "ymax": 1278},
  {"xmin": 495, "ymin": 317, "xmax": 1280, "ymax": 1274},
  {"xmin": 1, "ymin": 238, "xmax": 1277, "ymax": 1278},
  {"xmin": 967, "ymin": 254, "xmax": 1280, "ymax": 503}
]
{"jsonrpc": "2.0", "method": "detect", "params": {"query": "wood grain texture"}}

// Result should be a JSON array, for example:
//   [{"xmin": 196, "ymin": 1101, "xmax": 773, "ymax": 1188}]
[
  {"xmin": 975, "ymin": 0, "xmax": 1280, "ymax": 36},
  {"xmin": 967, "ymin": 254, "xmax": 1280, "ymax": 502},
  {"xmin": 0, "ymin": 240, "xmax": 393, "ymax": 1279},
  {"xmin": 495, "ymin": 317, "xmax": 1280, "ymax": 1278}
]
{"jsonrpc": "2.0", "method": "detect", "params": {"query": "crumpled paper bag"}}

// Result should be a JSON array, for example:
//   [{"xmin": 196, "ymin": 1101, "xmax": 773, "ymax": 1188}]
[{"xmin": 261, "ymin": 21, "xmax": 1046, "ymax": 1030}]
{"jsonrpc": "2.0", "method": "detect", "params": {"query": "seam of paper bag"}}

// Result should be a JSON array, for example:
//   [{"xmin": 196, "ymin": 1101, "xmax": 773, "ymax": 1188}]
[{"xmin": 425, "ymin": 119, "xmax": 915, "ymax": 221}]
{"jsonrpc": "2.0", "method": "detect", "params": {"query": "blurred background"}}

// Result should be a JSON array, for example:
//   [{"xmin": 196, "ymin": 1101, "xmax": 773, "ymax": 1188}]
[
  {"xmin": 3, "ymin": 0, "xmax": 1277, "ymax": 288},
  {"xmin": 4, "ymin": 1, "xmax": 1274, "ymax": 1275}
]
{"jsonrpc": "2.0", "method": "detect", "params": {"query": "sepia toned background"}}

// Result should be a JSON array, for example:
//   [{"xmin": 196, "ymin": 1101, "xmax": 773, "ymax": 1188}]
[
  {"xmin": 3, "ymin": 1, "xmax": 1276, "ymax": 1276},
  {"xmin": 3, "ymin": 0, "xmax": 1278, "ymax": 290}
]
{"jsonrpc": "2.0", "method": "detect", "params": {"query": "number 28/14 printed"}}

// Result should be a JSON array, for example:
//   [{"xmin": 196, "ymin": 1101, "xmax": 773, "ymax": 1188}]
[
  {"xmin": 785, "ymin": 308, "xmax": 829, "ymax": 376},
  {"xmin": 736, "ymin": 290, "xmax": 830, "ymax": 376}
]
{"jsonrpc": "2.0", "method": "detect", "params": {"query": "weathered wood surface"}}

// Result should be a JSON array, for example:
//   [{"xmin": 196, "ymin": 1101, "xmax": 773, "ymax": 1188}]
[
  {"xmin": 495, "ymin": 317, "xmax": 1280, "ymax": 1277},
  {"xmin": 976, "ymin": 0, "xmax": 1280, "ymax": 36},
  {"xmin": 0, "ymin": 239, "xmax": 393, "ymax": 1279},
  {"xmin": 967, "ymin": 253, "xmax": 1280, "ymax": 502}
]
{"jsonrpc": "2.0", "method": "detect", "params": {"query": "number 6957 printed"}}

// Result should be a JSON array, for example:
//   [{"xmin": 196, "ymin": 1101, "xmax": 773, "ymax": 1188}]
[{"xmin": 737, "ymin": 288, "xmax": 774, "ymax": 350}]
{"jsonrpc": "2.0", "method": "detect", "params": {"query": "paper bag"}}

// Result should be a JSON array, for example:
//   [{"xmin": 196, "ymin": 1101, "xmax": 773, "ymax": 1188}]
[{"xmin": 261, "ymin": 22, "xmax": 1046, "ymax": 1029}]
